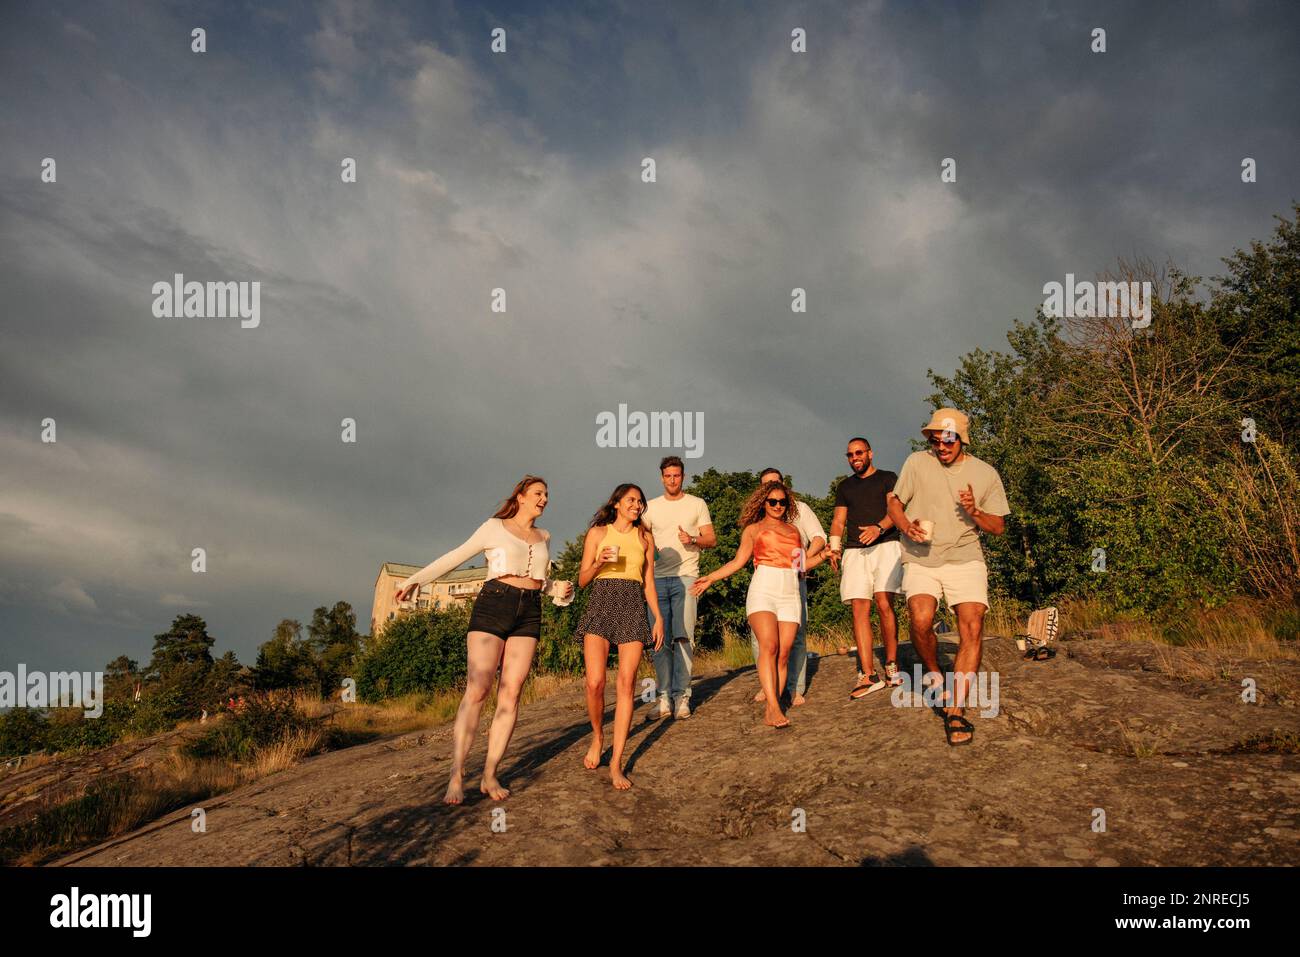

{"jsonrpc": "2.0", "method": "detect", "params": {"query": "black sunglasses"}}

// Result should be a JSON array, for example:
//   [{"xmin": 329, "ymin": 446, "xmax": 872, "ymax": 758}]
[
  {"xmin": 766, "ymin": 497, "xmax": 788, "ymax": 507},
  {"xmin": 928, "ymin": 435, "xmax": 960, "ymax": 447}
]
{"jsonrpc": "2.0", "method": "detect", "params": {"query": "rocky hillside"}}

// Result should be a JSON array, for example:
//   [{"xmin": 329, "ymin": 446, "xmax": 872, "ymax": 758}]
[{"xmin": 50, "ymin": 634, "xmax": 1300, "ymax": 866}]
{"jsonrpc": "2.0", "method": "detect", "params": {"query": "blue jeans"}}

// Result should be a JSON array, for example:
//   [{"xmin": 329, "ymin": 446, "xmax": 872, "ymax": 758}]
[
  {"xmin": 650, "ymin": 575, "xmax": 696, "ymax": 702},
  {"xmin": 749, "ymin": 576, "xmax": 808, "ymax": 696}
]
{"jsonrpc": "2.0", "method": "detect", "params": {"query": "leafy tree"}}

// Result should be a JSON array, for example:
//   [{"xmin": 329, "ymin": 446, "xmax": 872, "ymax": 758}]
[
  {"xmin": 253, "ymin": 619, "xmax": 319, "ymax": 692},
  {"xmin": 308, "ymin": 601, "xmax": 361, "ymax": 699},
  {"xmin": 142, "ymin": 614, "xmax": 219, "ymax": 720},
  {"xmin": 1210, "ymin": 202, "xmax": 1300, "ymax": 448},
  {"xmin": 355, "ymin": 606, "xmax": 472, "ymax": 700}
]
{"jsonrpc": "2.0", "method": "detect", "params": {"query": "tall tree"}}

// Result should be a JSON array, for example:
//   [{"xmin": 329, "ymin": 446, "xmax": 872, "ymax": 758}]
[
  {"xmin": 308, "ymin": 601, "xmax": 361, "ymax": 698},
  {"xmin": 1211, "ymin": 203, "xmax": 1300, "ymax": 448}
]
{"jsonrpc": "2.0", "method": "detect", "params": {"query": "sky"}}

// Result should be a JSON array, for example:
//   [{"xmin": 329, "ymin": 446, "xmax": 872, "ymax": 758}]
[{"xmin": 2, "ymin": 0, "xmax": 1298, "ymax": 672}]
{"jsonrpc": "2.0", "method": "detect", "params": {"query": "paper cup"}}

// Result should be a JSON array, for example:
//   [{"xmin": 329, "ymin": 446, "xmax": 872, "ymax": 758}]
[{"xmin": 918, "ymin": 520, "xmax": 935, "ymax": 542}]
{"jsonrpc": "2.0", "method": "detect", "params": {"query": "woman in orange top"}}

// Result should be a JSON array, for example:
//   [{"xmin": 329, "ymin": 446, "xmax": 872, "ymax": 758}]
[
  {"xmin": 576, "ymin": 484, "xmax": 665, "ymax": 789},
  {"xmin": 692, "ymin": 480, "xmax": 826, "ymax": 728}
]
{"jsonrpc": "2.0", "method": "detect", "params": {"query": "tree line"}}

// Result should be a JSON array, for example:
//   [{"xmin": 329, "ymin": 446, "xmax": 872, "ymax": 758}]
[{"xmin": 5, "ymin": 206, "xmax": 1296, "ymax": 746}]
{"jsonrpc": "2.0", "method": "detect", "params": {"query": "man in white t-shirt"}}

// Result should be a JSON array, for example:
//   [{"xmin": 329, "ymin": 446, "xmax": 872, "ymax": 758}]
[
  {"xmin": 750, "ymin": 468, "xmax": 826, "ymax": 706},
  {"xmin": 642, "ymin": 456, "xmax": 716, "ymax": 719}
]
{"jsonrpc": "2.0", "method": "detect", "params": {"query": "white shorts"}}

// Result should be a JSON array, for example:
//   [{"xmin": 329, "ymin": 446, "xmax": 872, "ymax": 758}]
[
  {"xmin": 839, "ymin": 540, "xmax": 904, "ymax": 603},
  {"xmin": 746, "ymin": 565, "xmax": 802, "ymax": 623},
  {"xmin": 902, "ymin": 560, "xmax": 989, "ymax": 608}
]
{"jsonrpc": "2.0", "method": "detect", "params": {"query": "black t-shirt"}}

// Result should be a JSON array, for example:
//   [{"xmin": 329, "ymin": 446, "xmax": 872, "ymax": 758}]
[{"xmin": 834, "ymin": 470, "xmax": 899, "ymax": 548}]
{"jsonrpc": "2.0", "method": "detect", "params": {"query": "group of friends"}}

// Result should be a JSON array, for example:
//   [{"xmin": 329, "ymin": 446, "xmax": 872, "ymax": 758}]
[{"xmin": 394, "ymin": 407, "xmax": 1010, "ymax": 802}]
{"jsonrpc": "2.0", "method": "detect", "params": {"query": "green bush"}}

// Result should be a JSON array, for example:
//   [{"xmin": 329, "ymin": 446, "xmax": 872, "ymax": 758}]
[
  {"xmin": 0, "ymin": 709, "xmax": 50, "ymax": 758},
  {"xmin": 185, "ymin": 691, "xmax": 315, "ymax": 761},
  {"xmin": 355, "ymin": 607, "xmax": 472, "ymax": 701}
]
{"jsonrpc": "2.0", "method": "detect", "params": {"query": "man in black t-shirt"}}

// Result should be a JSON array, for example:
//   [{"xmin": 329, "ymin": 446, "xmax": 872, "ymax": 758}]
[{"xmin": 829, "ymin": 437, "xmax": 905, "ymax": 698}]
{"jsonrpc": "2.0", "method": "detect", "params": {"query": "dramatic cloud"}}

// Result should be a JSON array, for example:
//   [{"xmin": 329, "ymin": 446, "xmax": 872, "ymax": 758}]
[{"xmin": 1, "ymin": 0, "xmax": 1297, "ymax": 669}]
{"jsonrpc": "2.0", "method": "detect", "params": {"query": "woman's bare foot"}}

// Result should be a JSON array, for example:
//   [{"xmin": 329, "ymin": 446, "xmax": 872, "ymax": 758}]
[
  {"xmin": 583, "ymin": 736, "xmax": 603, "ymax": 770},
  {"xmin": 611, "ymin": 767, "xmax": 633, "ymax": 790},
  {"xmin": 480, "ymin": 776, "xmax": 510, "ymax": 801},
  {"xmin": 443, "ymin": 775, "xmax": 465, "ymax": 805},
  {"xmin": 753, "ymin": 689, "xmax": 766, "ymax": 702},
  {"xmin": 791, "ymin": 693, "xmax": 806, "ymax": 706},
  {"xmin": 763, "ymin": 708, "xmax": 790, "ymax": 729}
]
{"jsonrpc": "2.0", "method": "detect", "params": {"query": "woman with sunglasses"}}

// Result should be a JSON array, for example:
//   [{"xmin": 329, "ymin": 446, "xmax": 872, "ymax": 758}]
[
  {"xmin": 394, "ymin": 475, "xmax": 574, "ymax": 804},
  {"xmin": 691, "ymin": 480, "xmax": 825, "ymax": 728},
  {"xmin": 575, "ymin": 484, "xmax": 665, "ymax": 789}
]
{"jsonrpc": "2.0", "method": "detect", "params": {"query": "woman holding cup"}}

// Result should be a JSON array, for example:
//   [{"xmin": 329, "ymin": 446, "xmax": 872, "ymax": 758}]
[
  {"xmin": 394, "ymin": 474, "xmax": 574, "ymax": 805},
  {"xmin": 575, "ymin": 484, "xmax": 664, "ymax": 789}
]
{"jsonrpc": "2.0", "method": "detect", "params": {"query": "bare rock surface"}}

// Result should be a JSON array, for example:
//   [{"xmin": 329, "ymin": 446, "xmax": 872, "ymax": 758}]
[{"xmin": 53, "ymin": 637, "xmax": 1300, "ymax": 866}]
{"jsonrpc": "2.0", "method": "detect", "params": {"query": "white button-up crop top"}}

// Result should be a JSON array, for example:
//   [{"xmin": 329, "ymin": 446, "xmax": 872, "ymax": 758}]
[{"xmin": 401, "ymin": 518, "xmax": 556, "ymax": 592}]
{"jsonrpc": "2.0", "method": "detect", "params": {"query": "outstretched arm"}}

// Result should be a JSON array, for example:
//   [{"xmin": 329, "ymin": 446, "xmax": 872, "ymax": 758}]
[
  {"xmin": 691, "ymin": 527, "xmax": 754, "ymax": 594},
  {"xmin": 397, "ymin": 523, "xmax": 488, "ymax": 600}
]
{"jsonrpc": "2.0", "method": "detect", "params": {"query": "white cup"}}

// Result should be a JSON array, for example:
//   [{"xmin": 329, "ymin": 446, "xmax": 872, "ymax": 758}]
[
  {"xmin": 552, "ymin": 581, "xmax": 575, "ymax": 607},
  {"xmin": 918, "ymin": 520, "xmax": 935, "ymax": 542},
  {"xmin": 603, "ymin": 544, "xmax": 620, "ymax": 563}
]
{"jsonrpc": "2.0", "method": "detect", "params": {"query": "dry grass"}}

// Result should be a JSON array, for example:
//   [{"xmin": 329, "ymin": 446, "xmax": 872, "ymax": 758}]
[
  {"xmin": 249, "ymin": 727, "xmax": 326, "ymax": 778},
  {"xmin": 1055, "ymin": 596, "xmax": 1299, "ymax": 690},
  {"xmin": 1113, "ymin": 719, "xmax": 1169, "ymax": 758},
  {"xmin": 1, "ymin": 750, "xmax": 244, "ymax": 865}
]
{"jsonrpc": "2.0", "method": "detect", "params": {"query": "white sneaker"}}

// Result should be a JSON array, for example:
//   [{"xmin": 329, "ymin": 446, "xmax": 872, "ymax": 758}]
[
  {"xmin": 674, "ymin": 698, "xmax": 691, "ymax": 719},
  {"xmin": 656, "ymin": 697, "xmax": 671, "ymax": 719}
]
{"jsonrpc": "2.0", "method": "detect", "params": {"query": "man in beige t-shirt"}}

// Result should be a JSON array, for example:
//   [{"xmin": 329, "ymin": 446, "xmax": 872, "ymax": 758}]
[{"xmin": 886, "ymin": 408, "xmax": 1009, "ymax": 747}]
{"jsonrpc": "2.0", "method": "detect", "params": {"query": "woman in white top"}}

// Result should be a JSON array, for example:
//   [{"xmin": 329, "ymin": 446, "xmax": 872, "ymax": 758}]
[{"xmin": 395, "ymin": 475, "xmax": 574, "ymax": 805}]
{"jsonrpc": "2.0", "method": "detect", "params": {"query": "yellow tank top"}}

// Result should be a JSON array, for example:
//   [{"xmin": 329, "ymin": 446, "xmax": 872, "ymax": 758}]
[{"xmin": 595, "ymin": 524, "xmax": 647, "ymax": 582}]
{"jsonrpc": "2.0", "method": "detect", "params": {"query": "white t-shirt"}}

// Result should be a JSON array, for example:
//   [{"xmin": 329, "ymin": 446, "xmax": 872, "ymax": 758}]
[
  {"xmin": 791, "ymin": 500, "xmax": 826, "ymax": 549},
  {"xmin": 643, "ymin": 493, "xmax": 712, "ymax": 579}
]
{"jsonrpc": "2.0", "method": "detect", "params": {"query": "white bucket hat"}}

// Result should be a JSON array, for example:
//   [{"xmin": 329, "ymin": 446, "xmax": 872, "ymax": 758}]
[{"xmin": 921, "ymin": 407, "xmax": 971, "ymax": 445}]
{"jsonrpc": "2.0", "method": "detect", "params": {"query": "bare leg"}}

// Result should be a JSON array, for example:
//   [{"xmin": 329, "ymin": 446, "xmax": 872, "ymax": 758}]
[
  {"xmin": 851, "ymin": 597, "xmax": 877, "ymax": 676},
  {"xmin": 907, "ymin": 594, "xmax": 940, "ymax": 676},
  {"xmin": 945, "ymin": 602, "xmax": 986, "ymax": 744},
  {"xmin": 582, "ymin": 634, "xmax": 609, "ymax": 769},
  {"xmin": 480, "ymin": 635, "xmax": 538, "ymax": 800},
  {"xmin": 776, "ymin": 620, "xmax": 798, "ymax": 697},
  {"xmin": 875, "ymin": 592, "xmax": 899, "ymax": 665},
  {"xmin": 748, "ymin": 612, "xmax": 787, "ymax": 727},
  {"xmin": 445, "ymin": 631, "xmax": 505, "ymax": 805},
  {"xmin": 610, "ymin": 642, "xmax": 643, "ymax": 789}
]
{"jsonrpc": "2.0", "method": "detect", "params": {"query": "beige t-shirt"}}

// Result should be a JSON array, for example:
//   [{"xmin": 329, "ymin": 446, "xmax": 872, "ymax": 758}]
[
  {"xmin": 643, "ymin": 493, "xmax": 712, "ymax": 579},
  {"xmin": 891, "ymin": 450, "xmax": 1009, "ymax": 567}
]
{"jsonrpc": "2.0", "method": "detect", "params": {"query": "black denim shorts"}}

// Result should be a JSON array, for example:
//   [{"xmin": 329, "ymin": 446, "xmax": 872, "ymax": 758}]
[{"xmin": 468, "ymin": 579, "xmax": 542, "ymax": 639}]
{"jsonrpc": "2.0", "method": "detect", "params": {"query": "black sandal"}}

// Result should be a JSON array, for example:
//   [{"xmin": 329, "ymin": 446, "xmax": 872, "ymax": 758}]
[
  {"xmin": 1023, "ymin": 645, "xmax": 1056, "ymax": 661},
  {"xmin": 942, "ymin": 712, "xmax": 975, "ymax": 746}
]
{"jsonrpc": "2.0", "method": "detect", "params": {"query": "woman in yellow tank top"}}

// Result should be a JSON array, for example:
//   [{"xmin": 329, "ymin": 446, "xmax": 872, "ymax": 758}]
[{"xmin": 576, "ymin": 483, "xmax": 665, "ymax": 790}]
